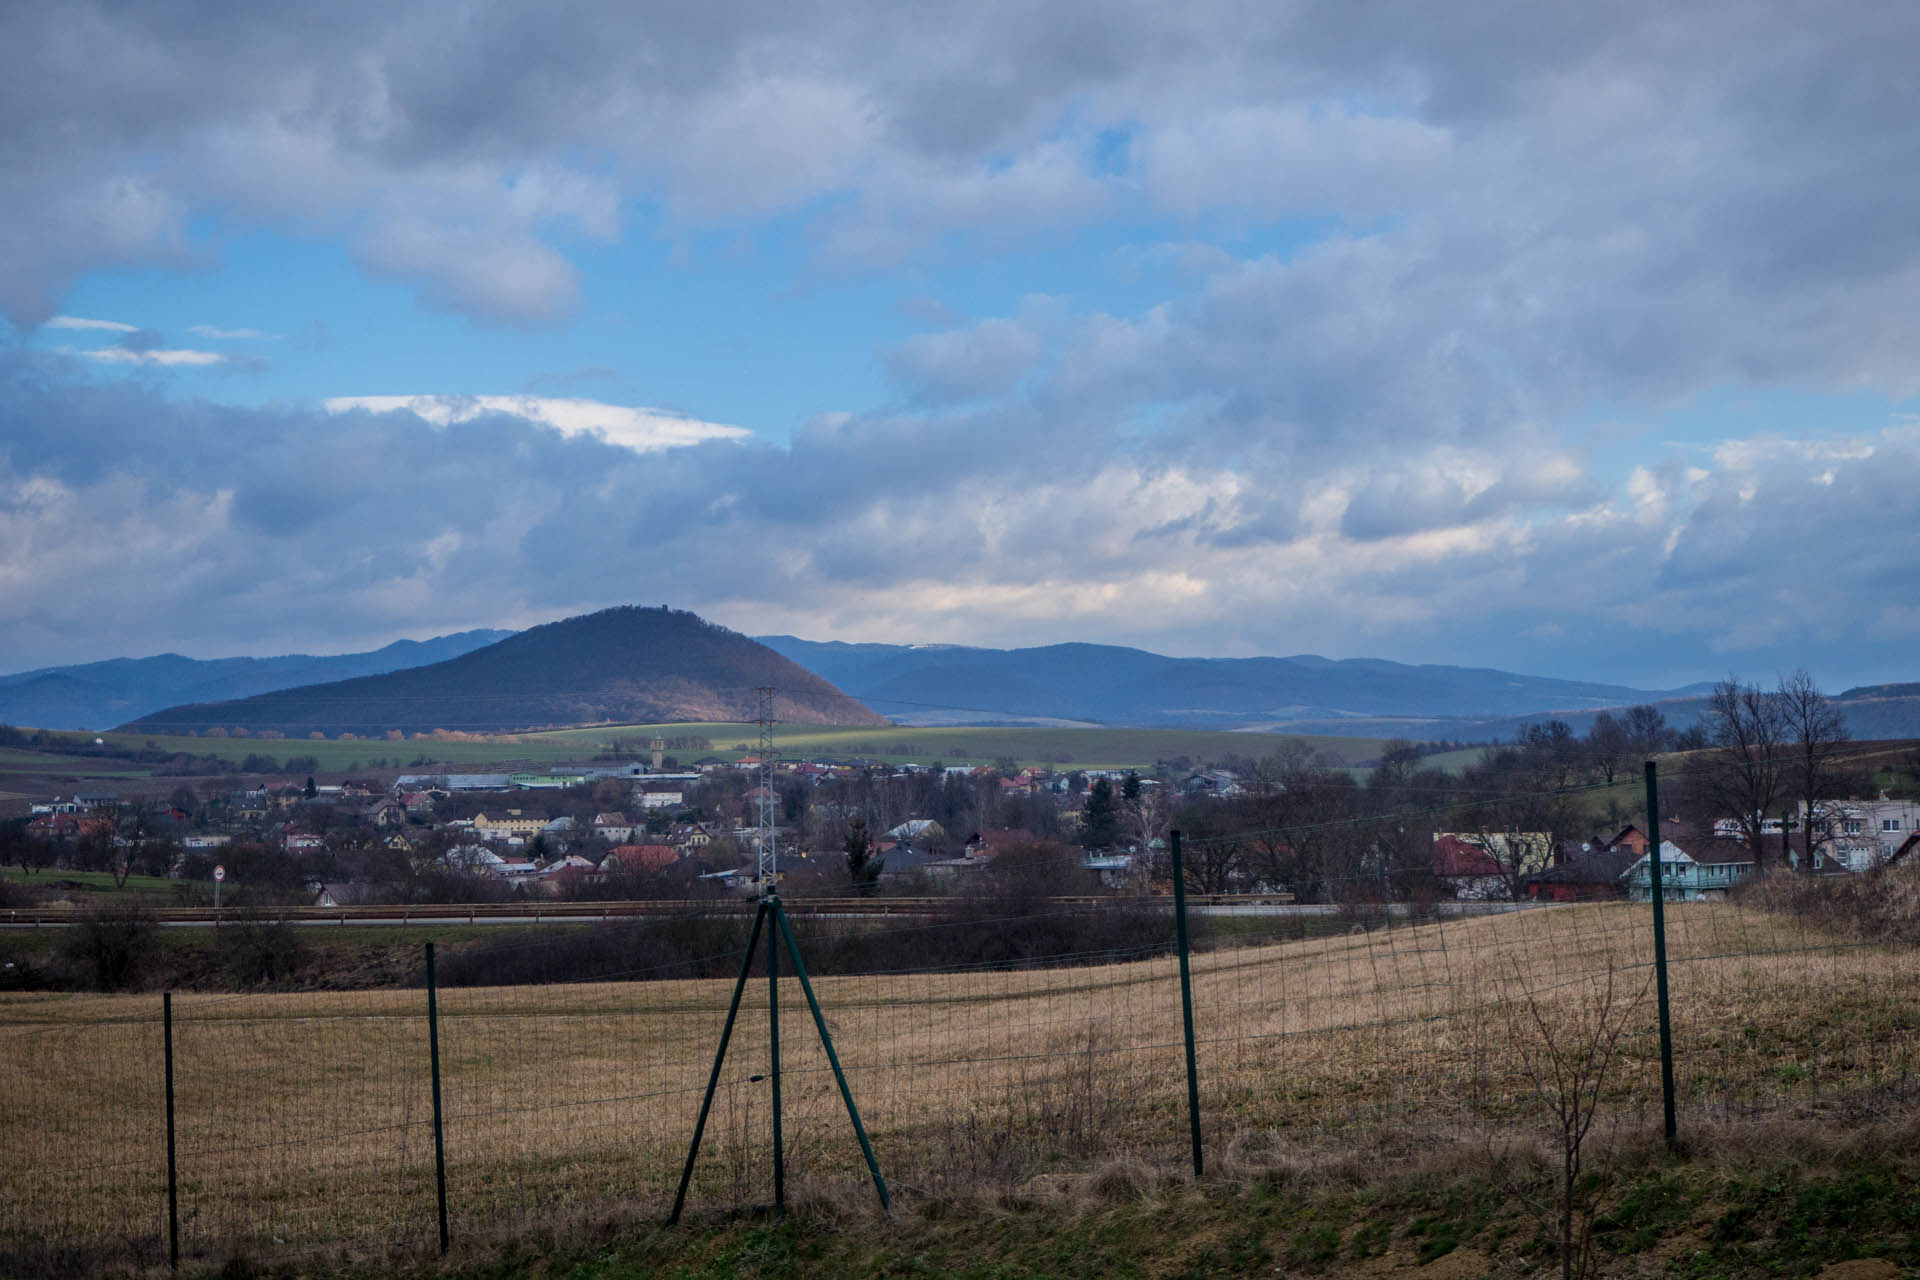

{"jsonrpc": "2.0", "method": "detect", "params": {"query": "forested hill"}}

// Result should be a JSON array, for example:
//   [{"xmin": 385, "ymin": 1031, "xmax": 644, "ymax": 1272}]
[
  {"xmin": 757, "ymin": 636, "xmax": 1711, "ymax": 728},
  {"xmin": 120, "ymin": 607, "xmax": 886, "ymax": 736},
  {"xmin": 0, "ymin": 630, "xmax": 511, "ymax": 731}
]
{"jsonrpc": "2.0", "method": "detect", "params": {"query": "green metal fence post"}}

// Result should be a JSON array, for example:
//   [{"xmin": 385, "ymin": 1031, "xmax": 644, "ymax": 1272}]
[
  {"xmin": 1644, "ymin": 760, "xmax": 1678, "ymax": 1148},
  {"xmin": 1169, "ymin": 829, "xmax": 1204, "ymax": 1176},
  {"xmin": 425, "ymin": 942, "xmax": 450, "ymax": 1254},
  {"xmin": 163, "ymin": 990, "xmax": 178, "ymax": 1271},
  {"xmin": 774, "ymin": 900, "xmax": 890, "ymax": 1210},
  {"xmin": 670, "ymin": 901, "xmax": 768, "ymax": 1225},
  {"xmin": 766, "ymin": 893, "xmax": 785, "ymax": 1217}
]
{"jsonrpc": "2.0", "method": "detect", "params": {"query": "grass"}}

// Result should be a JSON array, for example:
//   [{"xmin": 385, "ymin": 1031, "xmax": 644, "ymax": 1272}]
[
  {"xmin": 1, "ymin": 866, "xmax": 182, "ymax": 897},
  {"xmin": 0, "ymin": 746, "xmax": 148, "ymax": 770},
  {"xmin": 18, "ymin": 721, "xmax": 1397, "ymax": 774},
  {"xmin": 4, "ymin": 897, "xmax": 1918, "ymax": 1274},
  {"xmin": 412, "ymin": 1135, "xmax": 1920, "ymax": 1280}
]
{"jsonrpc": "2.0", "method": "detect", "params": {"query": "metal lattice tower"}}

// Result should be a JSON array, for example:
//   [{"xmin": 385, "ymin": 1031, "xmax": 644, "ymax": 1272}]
[{"xmin": 755, "ymin": 686, "xmax": 777, "ymax": 892}]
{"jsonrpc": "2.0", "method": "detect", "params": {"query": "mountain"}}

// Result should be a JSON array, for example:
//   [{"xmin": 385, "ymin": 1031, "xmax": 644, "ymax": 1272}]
[
  {"xmin": 121, "ymin": 607, "xmax": 886, "ymax": 736},
  {"xmin": 756, "ymin": 636, "xmax": 1713, "ymax": 730},
  {"xmin": 0, "ymin": 631, "xmax": 513, "ymax": 731}
]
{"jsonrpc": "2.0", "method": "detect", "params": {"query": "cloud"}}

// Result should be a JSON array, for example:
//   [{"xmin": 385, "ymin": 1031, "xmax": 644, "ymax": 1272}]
[
  {"xmin": 188, "ymin": 325, "xmax": 278, "ymax": 340},
  {"xmin": 46, "ymin": 315, "xmax": 139, "ymax": 333},
  {"xmin": 883, "ymin": 316, "xmax": 1046, "ymax": 403},
  {"xmin": 3, "ymin": 0, "xmax": 1918, "ymax": 362},
  {"xmin": 74, "ymin": 346, "xmax": 227, "ymax": 367},
  {"xmin": 321, "ymin": 394, "xmax": 751, "ymax": 453},
  {"xmin": 4, "ymin": 2, "xmax": 1920, "ymax": 689},
  {"xmin": 3, "ymin": 354, "xmax": 1917, "ymax": 688}
]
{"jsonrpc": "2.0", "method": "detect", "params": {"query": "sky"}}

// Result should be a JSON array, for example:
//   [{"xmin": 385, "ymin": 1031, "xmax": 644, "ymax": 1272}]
[{"xmin": 2, "ymin": 1, "xmax": 1918, "ymax": 693}]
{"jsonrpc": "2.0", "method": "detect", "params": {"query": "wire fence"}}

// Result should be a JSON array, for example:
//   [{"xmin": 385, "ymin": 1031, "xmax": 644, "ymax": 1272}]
[{"xmin": 5, "ymin": 847, "xmax": 1920, "ymax": 1273}]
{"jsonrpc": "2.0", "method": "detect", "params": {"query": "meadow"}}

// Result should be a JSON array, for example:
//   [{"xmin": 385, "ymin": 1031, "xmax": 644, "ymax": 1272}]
[
  {"xmin": 39, "ymin": 721, "xmax": 1396, "ymax": 776},
  {"xmin": 3, "ymin": 894, "xmax": 1913, "ymax": 1273}
]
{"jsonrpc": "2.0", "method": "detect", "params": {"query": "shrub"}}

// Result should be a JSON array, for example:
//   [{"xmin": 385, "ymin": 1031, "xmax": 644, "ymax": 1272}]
[
  {"xmin": 1742, "ymin": 860, "xmax": 1920, "ymax": 944},
  {"xmin": 436, "ymin": 894, "xmax": 1189, "ymax": 988},
  {"xmin": 219, "ymin": 910, "xmax": 308, "ymax": 986},
  {"xmin": 59, "ymin": 903, "xmax": 159, "ymax": 991}
]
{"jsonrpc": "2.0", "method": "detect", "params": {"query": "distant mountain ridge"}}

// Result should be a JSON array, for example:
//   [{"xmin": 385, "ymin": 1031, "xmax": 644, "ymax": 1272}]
[
  {"xmin": 15, "ymin": 618, "xmax": 1914, "ymax": 741},
  {"xmin": 0, "ymin": 631, "xmax": 513, "ymax": 731},
  {"xmin": 755, "ymin": 636, "xmax": 1719, "ymax": 729},
  {"xmin": 120, "ymin": 607, "xmax": 885, "ymax": 736}
]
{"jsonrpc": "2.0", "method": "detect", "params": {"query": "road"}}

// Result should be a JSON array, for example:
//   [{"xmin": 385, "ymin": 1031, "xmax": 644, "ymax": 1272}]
[{"xmin": 1, "ymin": 895, "xmax": 1545, "ymax": 928}]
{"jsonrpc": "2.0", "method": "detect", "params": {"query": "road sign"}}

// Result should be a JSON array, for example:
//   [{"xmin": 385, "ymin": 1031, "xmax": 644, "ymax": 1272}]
[{"xmin": 213, "ymin": 865, "xmax": 226, "ymax": 882}]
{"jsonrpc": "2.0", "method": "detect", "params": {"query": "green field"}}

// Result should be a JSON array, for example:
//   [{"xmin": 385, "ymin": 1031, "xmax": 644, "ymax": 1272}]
[
  {"xmin": 54, "ymin": 721, "xmax": 1394, "ymax": 773},
  {"xmin": 0, "ymin": 866, "xmax": 184, "ymax": 900},
  {"xmin": 0, "ymin": 745, "xmax": 156, "ymax": 778}
]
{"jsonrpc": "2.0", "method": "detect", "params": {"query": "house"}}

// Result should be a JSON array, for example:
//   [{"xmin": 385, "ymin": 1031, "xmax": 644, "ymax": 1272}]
[
  {"xmin": 965, "ymin": 828, "xmax": 1039, "ymax": 859},
  {"xmin": 366, "ymin": 798, "xmax": 409, "ymax": 828},
  {"xmin": 182, "ymin": 833, "xmax": 230, "ymax": 851},
  {"xmin": 26, "ymin": 813, "xmax": 114, "ymax": 841},
  {"xmin": 1818, "ymin": 799, "xmax": 1920, "ymax": 868},
  {"xmin": 443, "ymin": 844, "xmax": 510, "ymax": 873},
  {"xmin": 1430, "ymin": 832, "xmax": 1552, "ymax": 900},
  {"xmin": 1082, "ymin": 852, "xmax": 1134, "ymax": 889},
  {"xmin": 1600, "ymin": 825, "xmax": 1651, "ymax": 857},
  {"xmin": 1523, "ymin": 847, "xmax": 1638, "ymax": 902},
  {"xmin": 875, "ymin": 844, "xmax": 936, "ymax": 882},
  {"xmin": 1181, "ymin": 771, "xmax": 1243, "ymax": 798},
  {"xmin": 311, "ymin": 882, "xmax": 375, "ymax": 908},
  {"xmin": 473, "ymin": 811, "xmax": 546, "ymax": 840},
  {"xmin": 667, "ymin": 823, "xmax": 713, "ymax": 850},
  {"xmin": 1620, "ymin": 839, "xmax": 1757, "ymax": 901},
  {"xmin": 601, "ymin": 844, "xmax": 681, "ymax": 876},
  {"xmin": 397, "ymin": 790, "xmax": 437, "ymax": 817},
  {"xmin": 536, "ymin": 854, "xmax": 599, "ymax": 885},
  {"xmin": 592, "ymin": 813, "xmax": 636, "ymax": 842},
  {"xmin": 637, "ymin": 784, "xmax": 683, "ymax": 810},
  {"xmin": 886, "ymin": 819, "xmax": 947, "ymax": 845},
  {"xmin": 1430, "ymin": 835, "xmax": 1510, "ymax": 900}
]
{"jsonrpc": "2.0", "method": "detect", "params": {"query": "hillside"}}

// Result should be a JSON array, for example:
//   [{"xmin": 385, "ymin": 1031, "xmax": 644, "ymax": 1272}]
[
  {"xmin": 1264, "ymin": 686, "xmax": 1920, "ymax": 743},
  {"xmin": 0, "ymin": 631, "xmax": 511, "ymax": 731},
  {"xmin": 120, "ymin": 607, "xmax": 886, "ymax": 736},
  {"xmin": 758, "ymin": 636, "xmax": 1713, "ymax": 728}
]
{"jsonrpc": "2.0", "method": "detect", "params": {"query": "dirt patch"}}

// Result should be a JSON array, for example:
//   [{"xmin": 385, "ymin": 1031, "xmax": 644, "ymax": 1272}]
[
  {"xmin": 1815, "ymin": 1261, "xmax": 1902, "ymax": 1280},
  {"xmin": 1416, "ymin": 1246, "xmax": 1494, "ymax": 1278}
]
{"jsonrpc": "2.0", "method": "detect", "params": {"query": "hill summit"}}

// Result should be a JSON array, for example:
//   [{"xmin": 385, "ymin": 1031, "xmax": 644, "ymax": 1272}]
[{"xmin": 121, "ymin": 607, "xmax": 888, "ymax": 736}]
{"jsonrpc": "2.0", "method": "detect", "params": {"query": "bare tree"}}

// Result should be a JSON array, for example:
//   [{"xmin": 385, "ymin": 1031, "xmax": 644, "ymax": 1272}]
[
  {"xmin": 1240, "ymin": 746, "xmax": 1361, "ymax": 901},
  {"xmin": 1620, "ymin": 704, "xmax": 1675, "ymax": 759},
  {"xmin": 1501, "ymin": 964, "xmax": 1651, "ymax": 1280},
  {"xmin": 1777, "ymin": 669, "xmax": 1850, "ymax": 866},
  {"xmin": 1691, "ymin": 677, "xmax": 1788, "ymax": 870},
  {"xmin": 1120, "ymin": 781, "xmax": 1172, "ymax": 888},
  {"xmin": 1583, "ymin": 712, "xmax": 1632, "ymax": 786},
  {"xmin": 1169, "ymin": 802, "xmax": 1246, "ymax": 893},
  {"xmin": 1455, "ymin": 735, "xmax": 1587, "ymax": 897}
]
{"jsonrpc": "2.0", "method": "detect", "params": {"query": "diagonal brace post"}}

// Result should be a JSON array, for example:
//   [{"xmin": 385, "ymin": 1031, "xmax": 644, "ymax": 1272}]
[
  {"xmin": 774, "ymin": 898, "xmax": 890, "ymax": 1210},
  {"xmin": 668, "ymin": 900, "xmax": 768, "ymax": 1225}
]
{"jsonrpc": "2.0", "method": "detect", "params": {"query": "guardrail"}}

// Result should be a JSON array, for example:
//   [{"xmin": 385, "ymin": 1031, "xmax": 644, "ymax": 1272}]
[{"xmin": 0, "ymin": 892, "xmax": 1296, "ymax": 928}]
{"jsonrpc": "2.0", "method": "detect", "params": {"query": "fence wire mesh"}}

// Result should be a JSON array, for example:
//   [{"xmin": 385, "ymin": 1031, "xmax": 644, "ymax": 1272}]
[{"xmin": 5, "ymin": 860, "xmax": 1920, "ymax": 1272}]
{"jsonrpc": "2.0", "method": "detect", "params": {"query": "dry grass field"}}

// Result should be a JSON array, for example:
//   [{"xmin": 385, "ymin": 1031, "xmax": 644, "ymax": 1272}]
[{"xmin": 4, "ymin": 899, "xmax": 1917, "ymax": 1272}]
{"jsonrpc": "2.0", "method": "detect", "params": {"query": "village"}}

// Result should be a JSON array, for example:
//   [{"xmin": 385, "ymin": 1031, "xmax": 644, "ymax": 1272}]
[{"xmin": 12, "ymin": 728, "xmax": 1920, "ymax": 910}]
